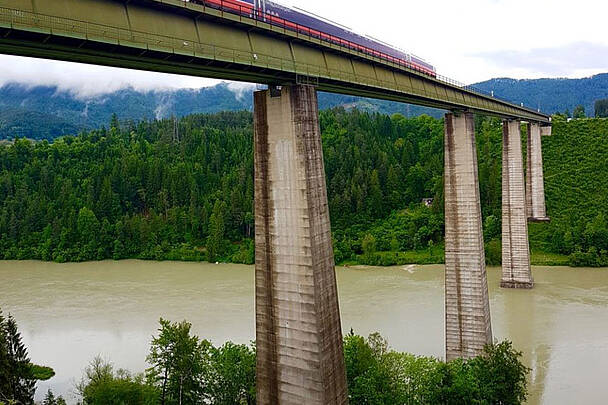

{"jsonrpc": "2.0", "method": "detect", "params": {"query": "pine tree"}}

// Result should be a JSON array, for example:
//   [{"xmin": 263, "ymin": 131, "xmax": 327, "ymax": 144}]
[
  {"xmin": 573, "ymin": 105, "xmax": 586, "ymax": 119},
  {"xmin": 0, "ymin": 310, "xmax": 11, "ymax": 402},
  {"xmin": 595, "ymin": 99, "xmax": 608, "ymax": 118},
  {"xmin": 42, "ymin": 389, "xmax": 56, "ymax": 405},
  {"xmin": 42, "ymin": 389, "xmax": 67, "ymax": 405},
  {"xmin": 207, "ymin": 200, "xmax": 226, "ymax": 262},
  {"xmin": 368, "ymin": 170, "xmax": 384, "ymax": 216},
  {"xmin": 3, "ymin": 314, "xmax": 36, "ymax": 404}
]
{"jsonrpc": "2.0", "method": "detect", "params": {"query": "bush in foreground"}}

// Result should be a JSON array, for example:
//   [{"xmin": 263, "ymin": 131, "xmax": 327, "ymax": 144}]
[
  {"xmin": 75, "ymin": 321, "xmax": 528, "ymax": 405},
  {"xmin": 344, "ymin": 331, "xmax": 529, "ymax": 405}
]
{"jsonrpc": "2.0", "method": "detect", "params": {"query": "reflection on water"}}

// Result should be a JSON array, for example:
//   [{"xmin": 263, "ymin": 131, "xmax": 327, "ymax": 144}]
[{"xmin": 1, "ymin": 260, "xmax": 607, "ymax": 404}]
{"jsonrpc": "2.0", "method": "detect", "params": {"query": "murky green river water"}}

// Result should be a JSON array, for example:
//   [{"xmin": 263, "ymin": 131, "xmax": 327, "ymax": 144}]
[{"xmin": 0, "ymin": 260, "xmax": 607, "ymax": 404}]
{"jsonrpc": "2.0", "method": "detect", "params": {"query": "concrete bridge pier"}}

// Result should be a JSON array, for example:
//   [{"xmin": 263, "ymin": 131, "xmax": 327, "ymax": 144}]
[
  {"xmin": 526, "ymin": 122, "xmax": 549, "ymax": 222},
  {"xmin": 253, "ymin": 85, "xmax": 348, "ymax": 405},
  {"xmin": 444, "ymin": 112, "xmax": 493, "ymax": 360},
  {"xmin": 501, "ymin": 120, "xmax": 533, "ymax": 289}
]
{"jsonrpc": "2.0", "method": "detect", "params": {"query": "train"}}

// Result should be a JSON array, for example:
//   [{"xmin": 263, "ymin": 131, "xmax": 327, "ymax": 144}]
[{"xmin": 189, "ymin": 0, "xmax": 437, "ymax": 77}]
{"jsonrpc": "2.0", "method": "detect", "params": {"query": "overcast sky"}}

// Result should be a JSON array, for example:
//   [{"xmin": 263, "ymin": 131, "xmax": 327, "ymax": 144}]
[{"xmin": 1, "ymin": 0, "xmax": 606, "ymax": 97}]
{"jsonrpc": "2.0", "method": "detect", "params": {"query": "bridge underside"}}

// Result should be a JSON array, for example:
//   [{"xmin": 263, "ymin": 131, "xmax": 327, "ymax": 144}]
[{"xmin": 0, "ymin": 0, "xmax": 549, "ymax": 123}]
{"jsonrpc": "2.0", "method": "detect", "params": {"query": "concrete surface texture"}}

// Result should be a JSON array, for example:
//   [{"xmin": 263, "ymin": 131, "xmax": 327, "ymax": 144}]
[
  {"xmin": 501, "ymin": 120, "xmax": 534, "ymax": 289},
  {"xmin": 443, "ymin": 112, "xmax": 493, "ymax": 361},
  {"xmin": 526, "ymin": 123, "xmax": 548, "ymax": 221},
  {"xmin": 253, "ymin": 85, "xmax": 348, "ymax": 405}
]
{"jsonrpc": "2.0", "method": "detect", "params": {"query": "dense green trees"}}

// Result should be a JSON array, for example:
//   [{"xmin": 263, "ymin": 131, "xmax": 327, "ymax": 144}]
[
  {"xmin": 42, "ymin": 389, "xmax": 67, "ymax": 405},
  {"xmin": 0, "ymin": 109, "xmax": 445, "ymax": 265},
  {"xmin": 77, "ymin": 357, "xmax": 158, "ymax": 405},
  {"xmin": 343, "ymin": 332, "xmax": 529, "ymax": 405},
  {"xmin": 75, "ymin": 324, "xmax": 529, "ymax": 405},
  {"xmin": 146, "ymin": 319, "xmax": 208, "ymax": 405},
  {"xmin": 596, "ymin": 99, "xmax": 608, "ymax": 118},
  {"xmin": 77, "ymin": 319, "xmax": 255, "ymax": 405},
  {"xmin": 530, "ymin": 118, "xmax": 608, "ymax": 266},
  {"xmin": 0, "ymin": 111, "xmax": 254, "ymax": 264},
  {"xmin": 573, "ymin": 105, "xmax": 586, "ymax": 119},
  {"xmin": 1, "ymin": 110, "xmax": 607, "ymax": 267}
]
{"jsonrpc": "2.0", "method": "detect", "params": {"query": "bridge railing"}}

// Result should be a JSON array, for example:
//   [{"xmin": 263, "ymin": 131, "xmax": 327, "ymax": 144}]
[
  {"xmin": 186, "ymin": 0, "xmax": 542, "ymax": 112},
  {"xmin": 0, "ymin": 7, "xmax": 414, "ymax": 93},
  {"xmin": 0, "ymin": 5, "xmax": 542, "ymax": 116}
]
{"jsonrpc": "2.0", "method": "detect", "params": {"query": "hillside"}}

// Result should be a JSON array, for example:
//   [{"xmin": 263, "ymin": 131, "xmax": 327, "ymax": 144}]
[
  {"xmin": 1, "ymin": 73, "xmax": 607, "ymax": 140},
  {"xmin": 474, "ymin": 73, "xmax": 608, "ymax": 116},
  {"xmin": 0, "ymin": 110, "xmax": 606, "ymax": 266},
  {"xmin": 528, "ymin": 117, "xmax": 608, "ymax": 265},
  {"xmin": 0, "ymin": 82, "xmax": 442, "ymax": 140}
]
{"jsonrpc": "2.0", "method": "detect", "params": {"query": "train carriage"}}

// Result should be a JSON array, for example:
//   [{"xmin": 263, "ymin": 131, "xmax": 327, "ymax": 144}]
[{"xmin": 192, "ymin": 0, "xmax": 436, "ymax": 77}]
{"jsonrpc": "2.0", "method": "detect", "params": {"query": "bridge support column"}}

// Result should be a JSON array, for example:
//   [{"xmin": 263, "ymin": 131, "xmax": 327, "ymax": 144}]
[
  {"xmin": 253, "ymin": 85, "xmax": 348, "ymax": 405},
  {"xmin": 526, "ymin": 122, "xmax": 549, "ymax": 221},
  {"xmin": 501, "ymin": 120, "xmax": 533, "ymax": 289},
  {"xmin": 444, "ymin": 112, "xmax": 492, "ymax": 361}
]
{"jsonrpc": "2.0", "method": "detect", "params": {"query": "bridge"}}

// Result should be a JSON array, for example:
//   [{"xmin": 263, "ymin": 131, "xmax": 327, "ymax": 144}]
[{"xmin": 0, "ymin": 1, "xmax": 551, "ymax": 404}]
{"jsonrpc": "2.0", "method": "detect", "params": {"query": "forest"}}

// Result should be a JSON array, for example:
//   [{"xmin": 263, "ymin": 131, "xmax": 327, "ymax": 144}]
[{"xmin": 0, "ymin": 109, "xmax": 607, "ymax": 267}]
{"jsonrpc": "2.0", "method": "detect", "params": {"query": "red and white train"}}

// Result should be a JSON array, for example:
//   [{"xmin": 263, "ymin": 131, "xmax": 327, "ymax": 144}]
[{"xmin": 190, "ymin": 0, "xmax": 437, "ymax": 77}]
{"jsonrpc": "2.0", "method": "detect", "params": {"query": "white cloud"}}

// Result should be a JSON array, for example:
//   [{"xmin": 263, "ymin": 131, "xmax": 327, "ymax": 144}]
[
  {"xmin": 0, "ymin": 55, "xmax": 221, "ymax": 98},
  {"xmin": 227, "ymin": 82, "xmax": 257, "ymax": 102},
  {"xmin": 1, "ymin": 0, "xmax": 607, "ymax": 92}
]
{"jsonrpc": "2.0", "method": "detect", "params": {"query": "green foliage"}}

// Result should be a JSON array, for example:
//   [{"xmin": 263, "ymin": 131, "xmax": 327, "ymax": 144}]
[
  {"xmin": 343, "ymin": 332, "xmax": 530, "ymax": 405},
  {"xmin": 0, "ymin": 109, "xmax": 446, "ymax": 265},
  {"xmin": 573, "ymin": 105, "xmax": 586, "ymax": 119},
  {"xmin": 485, "ymin": 239, "xmax": 502, "ymax": 266},
  {"xmin": 207, "ymin": 200, "xmax": 227, "ymax": 262},
  {"xmin": 73, "ymin": 320, "xmax": 529, "ymax": 405},
  {"xmin": 2, "ymin": 110, "xmax": 607, "ymax": 267},
  {"xmin": 42, "ymin": 389, "xmax": 67, "ymax": 405},
  {"xmin": 77, "ymin": 357, "xmax": 158, "ymax": 405},
  {"xmin": 146, "ymin": 319, "xmax": 208, "ymax": 405},
  {"xmin": 0, "ymin": 309, "xmax": 54, "ymax": 404},
  {"xmin": 595, "ymin": 99, "xmax": 608, "ymax": 118},
  {"xmin": 207, "ymin": 342, "xmax": 256, "ymax": 405},
  {"xmin": 529, "ymin": 119, "xmax": 608, "ymax": 266},
  {"xmin": 0, "ymin": 312, "xmax": 36, "ymax": 404},
  {"xmin": 144, "ymin": 318, "xmax": 256, "ymax": 405},
  {"xmin": 0, "ymin": 112, "xmax": 254, "ymax": 263},
  {"xmin": 30, "ymin": 365, "xmax": 56, "ymax": 381},
  {"xmin": 466, "ymin": 341, "xmax": 530, "ymax": 405}
]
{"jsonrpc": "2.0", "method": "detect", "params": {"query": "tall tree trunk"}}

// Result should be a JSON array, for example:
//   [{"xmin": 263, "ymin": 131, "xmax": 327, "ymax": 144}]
[{"xmin": 161, "ymin": 367, "xmax": 168, "ymax": 405}]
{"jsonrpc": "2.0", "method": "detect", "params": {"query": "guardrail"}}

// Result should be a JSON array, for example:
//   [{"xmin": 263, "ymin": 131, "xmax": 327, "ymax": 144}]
[
  {"xmin": 0, "ymin": 5, "xmax": 546, "ymax": 118},
  {"xmin": 191, "ymin": 0, "xmax": 541, "ymax": 111}
]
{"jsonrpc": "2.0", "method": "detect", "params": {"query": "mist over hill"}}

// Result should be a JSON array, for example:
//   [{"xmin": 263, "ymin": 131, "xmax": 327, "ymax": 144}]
[{"xmin": 1, "ymin": 73, "xmax": 607, "ymax": 139}]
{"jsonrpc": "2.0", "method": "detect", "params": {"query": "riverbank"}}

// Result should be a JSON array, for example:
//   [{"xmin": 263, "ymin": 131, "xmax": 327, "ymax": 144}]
[
  {"xmin": 342, "ymin": 246, "xmax": 572, "ymax": 267},
  {"xmin": 6, "ymin": 235, "xmax": 577, "ymax": 267}
]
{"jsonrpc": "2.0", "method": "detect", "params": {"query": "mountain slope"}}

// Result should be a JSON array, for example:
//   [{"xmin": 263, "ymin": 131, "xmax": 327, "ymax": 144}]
[
  {"xmin": 474, "ymin": 73, "xmax": 608, "ymax": 116},
  {"xmin": 1, "ymin": 73, "xmax": 608, "ymax": 140},
  {"xmin": 0, "ymin": 82, "xmax": 444, "ymax": 140}
]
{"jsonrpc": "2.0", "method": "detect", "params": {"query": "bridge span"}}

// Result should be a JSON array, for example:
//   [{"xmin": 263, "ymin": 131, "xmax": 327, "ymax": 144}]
[
  {"xmin": 0, "ymin": 1, "xmax": 551, "ymax": 403},
  {"xmin": 0, "ymin": 0, "xmax": 549, "ymax": 123}
]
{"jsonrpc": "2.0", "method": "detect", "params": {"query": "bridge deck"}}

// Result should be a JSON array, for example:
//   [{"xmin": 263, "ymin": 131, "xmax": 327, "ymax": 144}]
[{"xmin": 0, "ymin": 0, "xmax": 550, "ymax": 123}]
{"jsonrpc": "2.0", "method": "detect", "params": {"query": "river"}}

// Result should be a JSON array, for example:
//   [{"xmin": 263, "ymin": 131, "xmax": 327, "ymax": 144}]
[{"xmin": 0, "ymin": 260, "xmax": 607, "ymax": 404}]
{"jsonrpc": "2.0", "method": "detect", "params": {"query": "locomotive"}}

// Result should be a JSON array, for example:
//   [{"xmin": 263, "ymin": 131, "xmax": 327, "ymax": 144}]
[{"xmin": 190, "ymin": 0, "xmax": 437, "ymax": 77}]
